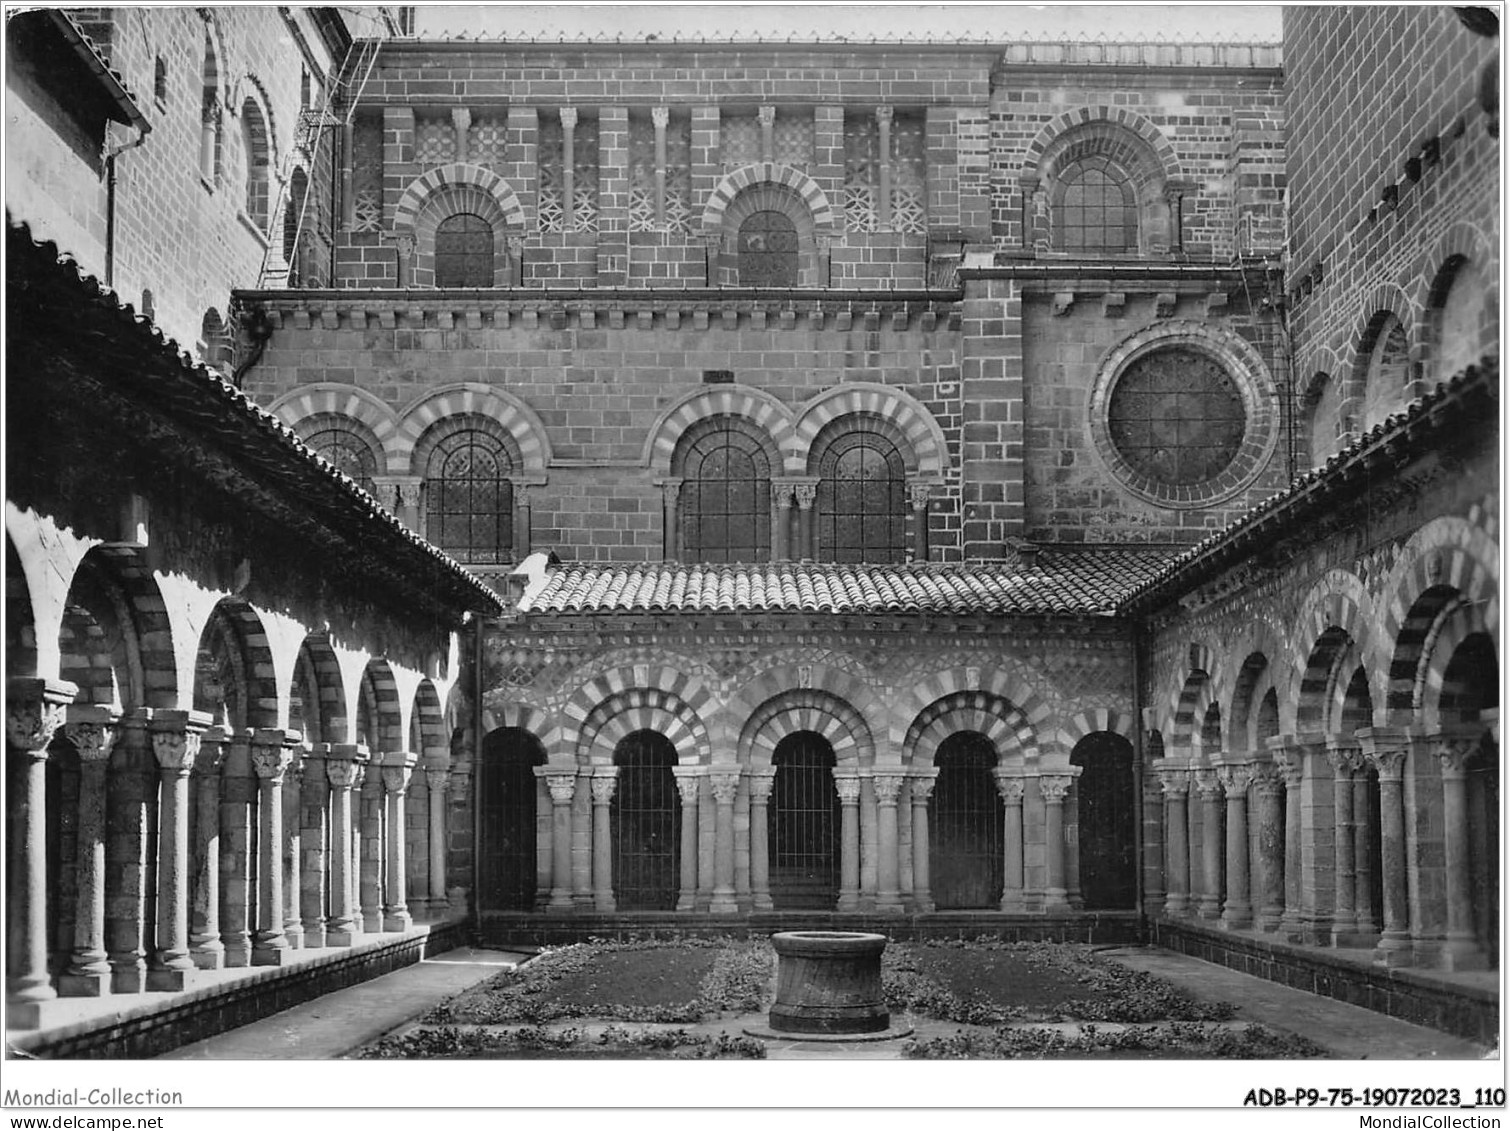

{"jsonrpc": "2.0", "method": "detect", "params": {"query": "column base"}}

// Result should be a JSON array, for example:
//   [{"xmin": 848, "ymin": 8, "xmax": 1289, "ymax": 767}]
[
  {"xmin": 752, "ymin": 894, "xmax": 774, "ymax": 912},
  {"xmin": 382, "ymin": 911, "xmax": 413, "ymax": 932},
  {"xmin": 1299, "ymin": 918, "xmax": 1334, "ymax": 946},
  {"xmin": 1219, "ymin": 909, "xmax": 1253, "ymax": 931},
  {"xmin": 1041, "ymin": 889, "xmax": 1071, "ymax": 914},
  {"xmin": 836, "ymin": 893, "xmax": 861, "ymax": 912},
  {"xmin": 283, "ymin": 925, "xmax": 306, "ymax": 949},
  {"xmin": 6, "ymin": 999, "xmax": 46, "ymax": 1030},
  {"xmin": 145, "ymin": 966, "xmax": 200, "ymax": 992},
  {"xmin": 1437, "ymin": 935, "xmax": 1490, "ymax": 972},
  {"xmin": 997, "ymin": 895, "xmax": 1025, "ymax": 913},
  {"xmin": 190, "ymin": 942, "xmax": 225, "ymax": 970},
  {"xmin": 1373, "ymin": 932, "xmax": 1413, "ymax": 967},
  {"xmin": 301, "ymin": 925, "xmax": 328, "ymax": 949},
  {"xmin": 547, "ymin": 891, "xmax": 574, "ymax": 911},
  {"xmin": 1255, "ymin": 910, "xmax": 1284, "ymax": 932},
  {"xmin": 110, "ymin": 965, "xmax": 148, "ymax": 994},
  {"xmin": 710, "ymin": 891, "xmax": 738, "ymax": 914},
  {"xmin": 1162, "ymin": 896, "xmax": 1191, "ymax": 917},
  {"xmin": 58, "ymin": 971, "xmax": 113, "ymax": 998},
  {"xmin": 325, "ymin": 927, "xmax": 361, "ymax": 947},
  {"xmin": 221, "ymin": 938, "xmax": 253, "ymax": 968},
  {"xmin": 251, "ymin": 946, "xmax": 293, "ymax": 967},
  {"xmin": 874, "ymin": 896, "xmax": 904, "ymax": 915},
  {"xmin": 361, "ymin": 910, "xmax": 384, "ymax": 932}
]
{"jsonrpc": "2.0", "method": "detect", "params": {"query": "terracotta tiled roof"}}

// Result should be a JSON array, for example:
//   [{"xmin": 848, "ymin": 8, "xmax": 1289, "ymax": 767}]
[
  {"xmin": 518, "ymin": 550, "xmax": 1174, "ymax": 616},
  {"xmin": 1118, "ymin": 357, "xmax": 1499, "ymax": 613},
  {"xmin": 7, "ymin": 218, "xmax": 503, "ymax": 621}
]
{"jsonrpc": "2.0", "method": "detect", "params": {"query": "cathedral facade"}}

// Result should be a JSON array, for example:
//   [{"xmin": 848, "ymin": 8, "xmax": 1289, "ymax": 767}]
[{"xmin": 4, "ymin": 7, "xmax": 1499, "ymax": 1051}]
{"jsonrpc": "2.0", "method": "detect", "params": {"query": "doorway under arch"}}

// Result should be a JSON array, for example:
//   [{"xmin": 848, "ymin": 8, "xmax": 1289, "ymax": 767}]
[
  {"xmin": 478, "ymin": 727, "xmax": 546, "ymax": 911},
  {"xmin": 930, "ymin": 731, "xmax": 1004, "ymax": 909},
  {"xmin": 769, "ymin": 732, "xmax": 840, "ymax": 909},
  {"xmin": 1070, "ymin": 732, "xmax": 1137, "ymax": 909},
  {"xmin": 611, "ymin": 730, "xmax": 680, "ymax": 910}
]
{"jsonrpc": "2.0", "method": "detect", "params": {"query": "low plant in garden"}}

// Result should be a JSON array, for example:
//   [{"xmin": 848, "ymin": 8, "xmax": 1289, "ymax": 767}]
[{"xmin": 903, "ymin": 1021, "xmax": 1330, "ymax": 1060}]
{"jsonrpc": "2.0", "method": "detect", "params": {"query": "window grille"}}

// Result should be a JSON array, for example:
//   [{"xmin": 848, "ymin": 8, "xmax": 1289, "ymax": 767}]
[
  {"xmin": 478, "ymin": 728, "xmax": 545, "ymax": 911},
  {"xmin": 469, "ymin": 113, "xmax": 507, "ymax": 170},
  {"xmin": 306, "ymin": 428, "xmax": 376, "ymax": 496},
  {"xmin": 891, "ymin": 111, "xmax": 927, "ymax": 235},
  {"xmin": 772, "ymin": 112, "xmax": 814, "ymax": 168},
  {"xmin": 611, "ymin": 731, "xmax": 680, "ymax": 910},
  {"xmin": 815, "ymin": 431, "xmax": 908, "ymax": 563},
  {"xmin": 434, "ymin": 212, "xmax": 494, "ymax": 287},
  {"xmin": 572, "ymin": 115, "xmax": 600, "ymax": 232},
  {"xmin": 628, "ymin": 114, "xmax": 657, "ymax": 233},
  {"xmin": 721, "ymin": 112, "xmax": 760, "ymax": 168},
  {"xmin": 351, "ymin": 113, "xmax": 384, "ymax": 233},
  {"xmin": 843, "ymin": 115, "xmax": 880, "ymax": 233},
  {"xmin": 1107, "ymin": 348, "xmax": 1246, "ymax": 487},
  {"xmin": 737, "ymin": 210, "xmax": 799, "ymax": 287},
  {"xmin": 930, "ymin": 732, "xmax": 1003, "ymax": 909},
  {"xmin": 425, "ymin": 430, "xmax": 514, "ymax": 563},
  {"xmin": 414, "ymin": 113, "xmax": 455, "ymax": 168},
  {"xmin": 676, "ymin": 420, "xmax": 772, "ymax": 562},
  {"xmin": 769, "ymin": 733, "xmax": 840, "ymax": 909},
  {"xmin": 1057, "ymin": 161, "xmax": 1134, "ymax": 252},
  {"xmin": 537, "ymin": 115, "xmax": 565, "ymax": 233}
]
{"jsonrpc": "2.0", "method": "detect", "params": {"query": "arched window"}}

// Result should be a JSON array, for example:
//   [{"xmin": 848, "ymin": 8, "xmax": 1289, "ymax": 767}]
[
  {"xmin": 737, "ymin": 210, "xmax": 799, "ymax": 286},
  {"xmin": 673, "ymin": 418, "xmax": 773, "ymax": 562},
  {"xmin": 815, "ymin": 429, "xmax": 908, "ymax": 563},
  {"xmin": 306, "ymin": 427, "xmax": 377, "ymax": 496},
  {"xmin": 1055, "ymin": 158, "xmax": 1135, "ymax": 252},
  {"xmin": 199, "ymin": 31, "xmax": 222, "ymax": 182},
  {"xmin": 284, "ymin": 168, "xmax": 308, "ymax": 284},
  {"xmin": 434, "ymin": 212, "xmax": 495, "ymax": 287},
  {"xmin": 198, "ymin": 308, "xmax": 232, "ymax": 375},
  {"xmin": 1106, "ymin": 347, "xmax": 1247, "ymax": 488},
  {"xmin": 241, "ymin": 97, "xmax": 270, "ymax": 229},
  {"xmin": 424, "ymin": 430, "xmax": 514, "ymax": 563},
  {"xmin": 1360, "ymin": 313, "xmax": 1411, "ymax": 431}
]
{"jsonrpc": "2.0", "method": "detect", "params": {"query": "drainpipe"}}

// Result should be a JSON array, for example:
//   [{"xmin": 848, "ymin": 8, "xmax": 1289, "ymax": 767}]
[{"xmin": 104, "ymin": 123, "xmax": 152, "ymax": 287}]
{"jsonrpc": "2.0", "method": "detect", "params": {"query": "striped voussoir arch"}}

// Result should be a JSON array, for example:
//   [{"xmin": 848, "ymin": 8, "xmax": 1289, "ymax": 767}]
[
  {"xmin": 559, "ymin": 665, "xmax": 714, "ymax": 760},
  {"xmin": 1417, "ymin": 607, "xmax": 1491, "ymax": 728},
  {"xmin": 700, "ymin": 163, "xmax": 836, "ymax": 235},
  {"xmin": 481, "ymin": 698, "xmax": 556, "ymax": 752},
  {"xmin": 269, "ymin": 384, "xmax": 403, "ymax": 472},
  {"xmin": 1380, "ymin": 516, "xmax": 1500, "ymax": 714},
  {"xmin": 87, "ymin": 544, "xmax": 180, "ymax": 710},
  {"xmin": 644, "ymin": 384, "xmax": 796, "ymax": 473},
  {"xmin": 793, "ymin": 383, "xmax": 949, "ymax": 478},
  {"xmin": 392, "ymin": 163, "xmax": 527, "ymax": 235},
  {"xmin": 1287, "ymin": 569, "xmax": 1378, "ymax": 719},
  {"xmin": 1021, "ymin": 104, "xmax": 1182, "ymax": 185},
  {"xmin": 893, "ymin": 664, "xmax": 1049, "ymax": 748},
  {"xmin": 203, "ymin": 596, "xmax": 281, "ymax": 729},
  {"xmin": 1057, "ymin": 708, "xmax": 1137, "ymax": 756},
  {"xmin": 396, "ymin": 384, "xmax": 551, "ymax": 474},
  {"xmin": 904, "ymin": 691, "xmax": 1040, "ymax": 768},
  {"xmin": 411, "ymin": 678, "xmax": 449, "ymax": 757},
  {"xmin": 577, "ymin": 687, "xmax": 710, "ymax": 766},
  {"xmin": 739, "ymin": 688, "xmax": 874, "ymax": 767},
  {"xmin": 297, "ymin": 632, "xmax": 349, "ymax": 744},
  {"xmin": 360, "ymin": 658, "xmax": 404, "ymax": 752},
  {"xmin": 1165, "ymin": 654, "xmax": 1216, "ymax": 753}
]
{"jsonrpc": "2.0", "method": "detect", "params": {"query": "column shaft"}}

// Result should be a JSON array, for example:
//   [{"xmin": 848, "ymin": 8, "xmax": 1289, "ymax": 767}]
[
  {"xmin": 59, "ymin": 707, "xmax": 119, "ymax": 998},
  {"xmin": 545, "ymin": 773, "xmax": 576, "ymax": 910},
  {"xmin": 149, "ymin": 709, "xmax": 207, "ymax": 990},
  {"xmin": 1158, "ymin": 767, "xmax": 1190, "ymax": 916},
  {"xmin": 710, "ymin": 772, "xmax": 739, "ymax": 914},
  {"xmin": 382, "ymin": 754, "xmax": 417, "ymax": 931},
  {"xmin": 835, "ymin": 772, "xmax": 861, "ymax": 911},
  {"xmin": 324, "ymin": 747, "xmax": 365, "ymax": 946},
  {"xmin": 251, "ymin": 732, "xmax": 295, "ymax": 965},
  {"xmin": 590, "ymin": 769, "xmax": 617, "ymax": 912},
  {"xmin": 1219, "ymin": 764, "xmax": 1252, "ymax": 929},
  {"xmin": 426, "ymin": 766, "xmax": 450, "ymax": 916},
  {"xmin": 996, "ymin": 773, "xmax": 1025, "ymax": 913}
]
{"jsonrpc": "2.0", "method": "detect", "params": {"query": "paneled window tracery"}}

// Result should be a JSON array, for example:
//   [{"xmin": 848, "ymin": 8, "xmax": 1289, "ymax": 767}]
[
  {"xmin": 815, "ymin": 429, "xmax": 908, "ymax": 563},
  {"xmin": 425, "ymin": 430, "xmax": 514, "ymax": 563},
  {"xmin": 843, "ymin": 108, "xmax": 926, "ymax": 235},
  {"xmin": 538, "ymin": 112, "xmax": 599, "ymax": 233},
  {"xmin": 772, "ymin": 112, "xmax": 814, "ymax": 169},
  {"xmin": 673, "ymin": 418, "xmax": 774, "ymax": 562},
  {"xmin": 350, "ymin": 112, "xmax": 384, "ymax": 233},
  {"xmin": 1055, "ymin": 157, "xmax": 1136, "ymax": 252},
  {"xmin": 628, "ymin": 111, "xmax": 694, "ymax": 234},
  {"xmin": 469, "ymin": 113, "xmax": 508, "ymax": 170},
  {"xmin": 414, "ymin": 111, "xmax": 456, "ymax": 168},
  {"xmin": 721, "ymin": 111, "xmax": 761, "ymax": 168}
]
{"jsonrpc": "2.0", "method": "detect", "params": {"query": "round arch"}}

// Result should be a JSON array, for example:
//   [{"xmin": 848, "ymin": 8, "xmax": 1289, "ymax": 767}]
[
  {"xmin": 393, "ymin": 164, "xmax": 526, "ymax": 288},
  {"xmin": 560, "ymin": 665, "xmax": 715, "ymax": 761},
  {"xmin": 357, "ymin": 658, "xmax": 403, "ymax": 752},
  {"xmin": 889, "ymin": 663, "xmax": 1052, "ymax": 752},
  {"xmin": 700, "ymin": 162, "xmax": 837, "ymax": 239},
  {"xmin": 1287, "ymin": 569, "xmax": 1381, "ymax": 729},
  {"xmin": 739, "ymin": 688, "xmax": 874, "ymax": 768},
  {"xmin": 193, "ymin": 597, "xmax": 277, "ymax": 730},
  {"xmin": 1022, "ymin": 105, "xmax": 1183, "ymax": 190},
  {"xmin": 794, "ymin": 383, "xmax": 949, "ymax": 478},
  {"xmin": 644, "ymin": 384, "xmax": 796, "ymax": 474},
  {"xmin": 904, "ymin": 691, "xmax": 1039, "ymax": 768},
  {"xmin": 396, "ymin": 383, "xmax": 551, "ymax": 475},
  {"xmin": 577, "ymin": 687, "xmax": 710, "ymax": 766},
  {"xmin": 270, "ymin": 384, "xmax": 402, "ymax": 473}
]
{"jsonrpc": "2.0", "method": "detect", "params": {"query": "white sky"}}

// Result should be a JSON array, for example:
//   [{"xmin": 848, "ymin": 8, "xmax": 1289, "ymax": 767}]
[{"xmin": 411, "ymin": 3, "xmax": 1284, "ymax": 42}]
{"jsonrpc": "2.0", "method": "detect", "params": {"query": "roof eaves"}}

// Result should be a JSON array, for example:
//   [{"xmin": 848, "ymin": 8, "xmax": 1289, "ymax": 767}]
[{"xmin": 48, "ymin": 11, "xmax": 151, "ymax": 133}]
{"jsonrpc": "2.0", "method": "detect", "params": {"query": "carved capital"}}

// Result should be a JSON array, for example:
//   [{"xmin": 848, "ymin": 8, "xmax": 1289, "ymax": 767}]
[
  {"xmin": 1249, "ymin": 762, "xmax": 1284, "ymax": 797},
  {"xmin": 908, "ymin": 482, "xmax": 932, "ymax": 511},
  {"xmin": 1324, "ymin": 738, "xmax": 1364, "ymax": 776},
  {"xmin": 910, "ymin": 769, "xmax": 938, "ymax": 802},
  {"xmin": 673, "ymin": 765, "xmax": 705, "ymax": 804},
  {"xmin": 1216, "ymin": 763, "xmax": 1253, "ymax": 797},
  {"xmin": 150, "ymin": 709, "xmax": 211, "ymax": 776},
  {"xmin": 251, "ymin": 729, "xmax": 298, "ymax": 782},
  {"xmin": 64, "ymin": 704, "xmax": 121, "ymax": 764},
  {"xmin": 1154, "ymin": 761, "xmax": 1191, "ymax": 797},
  {"xmin": 746, "ymin": 768, "xmax": 776, "ymax": 802},
  {"xmin": 833, "ymin": 771, "xmax": 862, "ymax": 804},
  {"xmin": 757, "ymin": 104, "xmax": 776, "ymax": 126},
  {"xmin": 651, "ymin": 105, "xmax": 669, "ymax": 129},
  {"xmin": 1430, "ymin": 729, "xmax": 1484, "ymax": 777},
  {"xmin": 993, "ymin": 771, "xmax": 1025, "ymax": 804},
  {"xmin": 874, "ymin": 105, "xmax": 894, "ymax": 127},
  {"xmin": 658, "ymin": 477, "xmax": 683, "ymax": 506},
  {"xmin": 872, "ymin": 773, "xmax": 906, "ymax": 805},
  {"xmin": 590, "ymin": 768, "xmax": 619, "ymax": 804},
  {"xmin": 546, "ymin": 772, "xmax": 578, "ymax": 804},
  {"xmin": 427, "ymin": 768, "xmax": 451, "ymax": 794},
  {"xmin": 1193, "ymin": 767, "xmax": 1223, "ymax": 800},
  {"xmin": 709, "ymin": 770, "xmax": 741, "ymax": 804},
  {"xmin": 1357, "ymin": 728, "xmax": 1410, "ymax": 781},
  {"xmin": 325, "ymin": 744, "xmax": 368, "ymax": 789},
  {"xmin": 7, "ymin": 677, "xmax": 78, "ymax": 753},
  {"xmin": 194, "ymin": 725, "xmax": 232, "ymax": 776},
  {"xmin": 792, "ymin": 482, "xmax": 818, "ymax": 510},
  {"xmin": 1265, "ymin": 738, "xmax": 1305, "ymax": 788},
  {"xmin": 559, "ymin": 106, "xmax": 578, "ymax": 130},
  {"xmin": 381, "ymin": 760, "xmax": 414, "ymax": 794},
  {"xmin": 1038, "ymin": 773, "xmax": 1075, "ymax": 803}
]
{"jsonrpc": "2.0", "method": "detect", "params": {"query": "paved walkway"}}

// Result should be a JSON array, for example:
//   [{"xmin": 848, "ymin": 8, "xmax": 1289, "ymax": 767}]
[{"xmin": 158, "ymin": 943, "xmax": 1494, "ymax": 1060}]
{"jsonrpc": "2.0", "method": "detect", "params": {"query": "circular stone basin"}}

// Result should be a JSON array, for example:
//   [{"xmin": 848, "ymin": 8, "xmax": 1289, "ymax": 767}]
[{"xmin": 767, "ymin": 931, "xmax": 890, "ymax": 1035}]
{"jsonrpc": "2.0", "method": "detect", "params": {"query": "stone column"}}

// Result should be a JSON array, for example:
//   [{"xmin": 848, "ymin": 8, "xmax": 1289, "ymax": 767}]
[
  {"xmin": 771, "ymin": 483, "xmax": 793, "ymax": 560},
  {"xmin": 1155, "ymin": 762, "xmax": 1191, "ymax": 916},
  {"xmin": 995, "ymin": 771, "xmax": 1026, "ymax": 913},
  {"xmin": 1140, "ymin": 772, "xmax": 1167, "ymax": 916},
  {"xmin": 834, "ymin": 769, "xmax": 862, "ymax": 911},
  {"xmin": 189, "ymin": 727, "xmax": 230, "ymax": 966},
  {"xmin": 590, "ymin": 767, "xmax": 618, "ymax": 912},
  {"xmin": 651, "ymin": 106, "xmax": 669, "ymax": 225},
  {"xmin": 1193, "ymin": 768, "xmax": 1224, "ymax": 920},
  {"xmin": 1294, "ymin": 733, "xmax": 1337, "ymax": 944},
  {"xmin": 324, "ymin": 745, "xmax": 366, "ymax": 946},
  {"xmin": 875, "ymin": 105, "xmax": 894, "ymax": 228},
  {"xmin": 58, "ymin": 705, "xmax": 119, "ymax": 997},
  {"xmin": 1358, "ymin": 728, "xmax": 1411, "ymax": 966},
  {"xmin": 747, "ymin": 769, "xmax": 774, "ymax": 911},
  {"xmin": 425, "ymin": 758, "xmax": 450, "ymax": 917},
  {"xmin": 218, "ymin": 731, "xmax": 256, "ymax": 966},
  {"xmin": 1267, "ymin": 737, "xmax": 1305, "ymax": 939},
  {"xmin": 758, "ymin": 104, "xmax": 776, "ymax": 164},
  {"xmin": 908, "ymin": 482, "xmax": 931, "ymax": 562},
  {"xmin": 250, "ymin": 730, "xmax": 296, "ymax": 965},
  {"xmin": 545, "ymin": 772, "xmax": 576, "ymax": 910},
  {"xmin": 910, "ymin": 769, "xmax": 937, "ymax": 912},
  {"xmin": 6, "ymin": 677, "xmax": 75, "ymax": 1025},
  {"xmin": 299, "ymin": 743, "xmax": 330, "ymax": 947},
  {"xmin": 873, "ymin": 773, "xmax": 905, "ymax": 912},
  {"xmin": 709, "ymin": 770, "xmax": 740, "ymax": 913},
  {"xmin": 793, "ymin": 482, "xmax": 817, "ymax": 561},
  {"xmin": 281, "ymin": 749, "xmax": 306, "ymax": 949},
  {"xmin": 1250, "ymin": 762, "xmax": 1286, "ymax": 932},
  {"xmin": 560, "ymin": 107, "xmax": 578, "ymax": 231},
  {"xmin": 451, "ymin": 106, "xmax": 471, "ymax": 163},
  {"xmin": 1353, "ymin": 768, "xmax": 1377, "ymax": 938},
  {"xmin": 1325, "ymin": 736, "xmax": 1362, "ymax": 944},
  {"xmin": 148, "ymin": 709, "xmax": 209, "ymax": 989},
  {"xmin": 672, "ymin": 766, "xmax": 703, "ymax": 911},
  {"xmin": 1402, "ymin": 728, "xmax": 1448, "ymax": 967},
  {"xmin": 381, "ymin": 751, "xmax": 417, "ymax": 931},
  {"xmin": 1039, "ymin": 772, "xmax": 1077, "ymax": 913},
  {"xmin": 1217, "ymin": 761, "xmax": 1253, "ymax": 929},
  {"xmin": 358, "ymin": 752, "xmax": 387, "ymax": 931},
  {"xmin": 658, "ymin": 479, "xmax": 681, "ymax": 559},
  {"xmin": 1433, "ymin": 729, "xmax": 1487, "ymax": 971}
]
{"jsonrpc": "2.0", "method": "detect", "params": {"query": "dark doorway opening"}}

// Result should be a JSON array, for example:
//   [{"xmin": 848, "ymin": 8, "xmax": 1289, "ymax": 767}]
[
  {"xmin": 478, "ymin": 727, "xmax": 545, "ymax": 910},
  {"xmin": 769, "ymin": 732, "xmax": 839, "ymax": 909},
  {"xmin": 1070, "ymin": 732, "xmax": 1137, "ymax": 909},
  {"xmin": 930, "ymin": 731, "xmax": 1003, "ymax": 909},
  {"xmin": 611, "ymin": 730, "xmax": 680, "ymax": 910}
]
